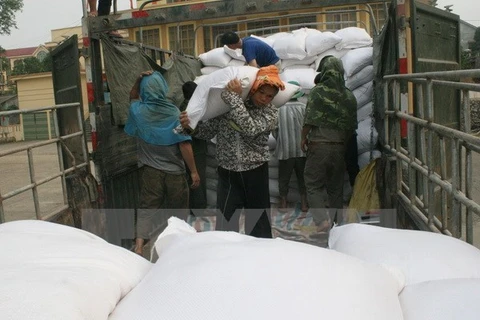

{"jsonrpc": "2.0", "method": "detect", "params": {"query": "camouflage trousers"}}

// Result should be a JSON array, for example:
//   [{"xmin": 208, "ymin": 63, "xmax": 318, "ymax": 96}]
[
  {"xmin": 304, "ymin": 141, "xmax": 346, "ymax": 225},
  {"xmin": 136, "ymin": 165, "xmax": 189, "ymax": 240}
]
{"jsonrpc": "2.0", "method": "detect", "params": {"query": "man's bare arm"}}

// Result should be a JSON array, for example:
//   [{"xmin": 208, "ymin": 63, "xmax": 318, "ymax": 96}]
[{"xmin": 179, "ymin": 141, "xmax": 200, "ymax": 189}]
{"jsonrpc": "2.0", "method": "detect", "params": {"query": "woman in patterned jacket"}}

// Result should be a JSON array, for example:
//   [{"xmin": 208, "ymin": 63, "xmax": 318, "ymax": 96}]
[{"xmin": 180, "ymin": 66, "xmax": 285, "ymax": 238}]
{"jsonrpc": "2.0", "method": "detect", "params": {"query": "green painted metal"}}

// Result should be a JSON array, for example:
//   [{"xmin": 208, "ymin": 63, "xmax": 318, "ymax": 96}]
[
  {"xmin": 23, "ymin": 112, "xmax": 56, "ymax": 141},
  {"xmin": 411, "ymin": 2, "xmax": 460, "ymax": 127},
  {"xmin": 88, "ymin": 0, "xmax": 379, "ymax": 34},
  {"xmin": 410, "ymin": 2, "xmax": 461, "ymax": 231}
]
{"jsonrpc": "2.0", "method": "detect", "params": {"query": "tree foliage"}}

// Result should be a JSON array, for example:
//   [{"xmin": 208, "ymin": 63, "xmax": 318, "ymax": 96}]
[
  {"xmin": 11, "ymin": 53, "xmax": 52, "ymax": 76},
  {"xmin": 0, "ymin": 48, "xmax": 8, "ymax": 73},
  {"xmin": 471, "ymin": 27, "xmax": 480, "ymax": 57},
  {"xmin": 0, "ymin": 0, "xmax": 24, "ymax": 36}
]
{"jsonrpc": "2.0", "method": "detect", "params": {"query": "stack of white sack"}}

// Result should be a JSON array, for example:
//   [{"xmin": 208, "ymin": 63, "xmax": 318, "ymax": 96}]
[
  {"xmin": 0, "ymin": 220, "xmax": 152, "ymax": 320},
  {"xmin": 276, "ymin": 27, "xmax": 373, "ymax": 95},
  {"xmin": 205, "ymin": 140, "xmax": 218, "ymax": 208},
  {"xmin": 267, "ymin": 133, "xmax": 301, "ymax": 205},
  {"xmin": 109, "ymin": 217, "xmax": 405, "ymax": 320},
  {"xmin": 329, "ymin": 223, "xmax": 480, "ymax": 320},
  {"xmin": 198, "ymin": 26, "xmax": 373, "ymax": 94},
  {"xmin": 195, "ymin": 27, "xmax": 375, "ymax": 206},
  {"xmin": 342, "ymin": 46, "xmax": 381, "ymax": 170}
]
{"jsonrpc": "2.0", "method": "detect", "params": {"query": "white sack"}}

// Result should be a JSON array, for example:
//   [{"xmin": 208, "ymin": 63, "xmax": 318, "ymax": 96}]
[
  {"xmin": 207, "ymin": 140, "xmax": 216, "ymax": 155},
  {"xmin": 266, "ymin": 31, "xmax": 289, "ymax": 44},
  {"xmin": 268, "ymin": 133, "xmax": 276, "ymax": 150},
  {"xmin": 357, "ymin": 117, "xmax": 378, "ymax": 154},
  {"xmin": 269, "ymin": 153, "xmax": 279, "ymax": 168},
  {"xmin": 280, "ymin": 68, "xmax": 316, "ymax": 90},
  {"xmin": 228, "ymin": 59, "xmax": 247, "ymax": 67},
  {"xmin": 268, "ymin": 165, "xmax": 279, "ymax": 179},
  {"xmin": 283, "ymin": 64, "xmax": 312, "ymax": 71},
  {"xmin": 341, "ymin": 47, "xmax": 374, "ymax": 78},
  {"xmin": 400, "ymin": 278, "xmax": 480, "ymax": 320},
  {"xmin": 206, "ymin": 177, "xmax": 218, "ymax": 191},
  {"xmin": 206, "ymin": 155, "xmax": 218, "ymax": 168},
  {"xmin": 293, "ymin": 27, "xmax": 321, "ymax": 36},
  {"xmin": 224, "ymin": 45, "xmax": 246, "ymax": 61},
  {"xmin": 206, "ymin": 165, "xmax": 217, "ymax": 180},
  {"xmin": 305, "ymin": 31, "xmax": 342, "ymax": 57},
  {"xmin": 206, "ymin": 188, "xmax": 217, "ymax": 207},
  {"xmin": 313, "ymin": 48, "xmax": 350, "ymax": 71},
  {"xmin": 358, "ymin": 149, "xmax": 382, "ymax": 170},
  {"xmin": 251, "ymin": 34, "xmax": 275, "ymax": 47},
  {"xmin": 199, "ymin": 47, "xmax": 232, "ymax": 67},
  {"xmin": 345, "ymin": 64, "xmax": 374, "ymax": 90},
  {"xmin": 335, "ymin": 27, "xmax": 373, "ymax": 50},
  {"xmin": 329, "ymin": 223, "xmax": 480, "ymax": 285},
  {"xmin": 273, "ymin": 32, "xmax": 307, "ymax": 60},
  {"xmin": 281, "ymin": 55, "xmax": 317, "ymax": 70},
  {"xmin": 357, "ymin": 101, "xmax": 373, "ymax": 122},
  {"xmin": 272, "ymin": 81, "xmax": 301, "ymax": 107},
  {"xmin": 110, "ymin": 217, "xmax": 405, "ymax": 320},
  {"xmin": 0, "ymin": 220, "xmax": 151, "ymax": 320},
  {"xmin": 352, "ymin": 80, "xmax": 374, "ymax": 108},
  {"xmin": 201, "ymin": 66, "xmax": 221, "ymax": 75},
  {"xmin": 186, "ymin": 66, "xmax": 258, "ymax": 129},
  {"xmin": 194, "ymin": 74, "xmax": 207, "ymax": 84}
]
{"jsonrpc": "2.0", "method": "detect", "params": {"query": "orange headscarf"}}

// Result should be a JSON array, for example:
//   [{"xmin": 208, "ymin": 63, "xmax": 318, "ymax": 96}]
[{"xmin": 249, "ymin": 65, "xmax": 285, "ymax": 96}]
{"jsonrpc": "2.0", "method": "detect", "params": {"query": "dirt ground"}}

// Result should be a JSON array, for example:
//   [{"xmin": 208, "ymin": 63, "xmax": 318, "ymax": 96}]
[
  {"xmin": 0, "ymin": 141, "xmax": 94, "ymax": 222},
  {"xmin": 1, "ymin": 140, "xmax": 480, "ymax": 248}
]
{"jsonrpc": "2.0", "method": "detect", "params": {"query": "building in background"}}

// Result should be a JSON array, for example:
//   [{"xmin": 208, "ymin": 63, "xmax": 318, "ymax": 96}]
[
  {"xmin": 0, "ymin": 45, "xmax": 49, "ymax": 93},
  {"xmin": 3, "ymin": 0, "xmax": 474, "ymax": 141},
  {"xmin": 460, "ymin": 20, "xmax": 478, "ymax": 51},
  {"xmin": 131, "ymin": 0, "xmax": 391, "ymax": 56}
]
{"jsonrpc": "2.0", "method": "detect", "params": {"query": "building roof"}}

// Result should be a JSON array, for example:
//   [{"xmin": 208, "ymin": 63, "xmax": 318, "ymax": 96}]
[{"xmin": 1, "ymin": 47, "xmax": 38, "ymax": 58}]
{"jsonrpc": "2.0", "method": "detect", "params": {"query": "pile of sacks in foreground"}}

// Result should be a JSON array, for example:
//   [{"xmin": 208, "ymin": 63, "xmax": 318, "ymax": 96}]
[{"xmin": 2, "ymin": 218, "xmax": 480, "ymax": 320}]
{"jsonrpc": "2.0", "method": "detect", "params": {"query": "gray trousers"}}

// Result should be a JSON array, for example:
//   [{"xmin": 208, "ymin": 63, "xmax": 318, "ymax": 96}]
[
  {"xmin": 278, "ymin": 157, "xmax": 307, "ymax": 197},
  {"xmin": 136, "ymin": 166, "xmax": 189, "ymax": 240},
  {"xmin": 304, "ymin": 142, "xmax": 346, "ymax": 225}
]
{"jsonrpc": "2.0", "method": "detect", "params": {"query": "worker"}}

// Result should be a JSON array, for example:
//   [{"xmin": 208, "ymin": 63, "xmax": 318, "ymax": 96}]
[
  {"xmin": 180, "ymin": 66, "xmax": 285, "ymax": 238},
  {"xmin": 301, "ymin": 56, "xmax": 357, "ymax": 245},
  {"xmin": 221, "ymin": 31, "xmax": 281, "ymax": 69}
]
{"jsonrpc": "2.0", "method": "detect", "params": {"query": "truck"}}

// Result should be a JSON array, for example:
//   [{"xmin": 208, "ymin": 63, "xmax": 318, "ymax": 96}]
[{"xmin": 1, "ymin": 0, "xmax": 479, "ymax": 249}]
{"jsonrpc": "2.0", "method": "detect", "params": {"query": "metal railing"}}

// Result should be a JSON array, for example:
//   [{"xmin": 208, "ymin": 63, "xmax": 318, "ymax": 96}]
[
  {"xmin": 0, "ymin": 103, "xmax": 90, "ymax": 223},
  {"xmin": 382, "ymin": 69, "xmax": 480, "ymax": 244}
]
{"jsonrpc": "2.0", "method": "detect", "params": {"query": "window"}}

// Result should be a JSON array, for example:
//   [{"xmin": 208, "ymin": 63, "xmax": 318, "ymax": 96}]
[
  {"xmin": 168, "ymin": 24, "xmax": 195, "ymax": 55},
  {"xmin": 325, "ymin": 6, "xmax": 357, "ymax": 31},
  {"xmin": 246, "ymin": 20, "xmax": 280, "ymax": 37},
  {"xmin": 36, "ymin": 51, "xmax": 48, "ymax": 62},
  {"xmin": 369, "ymin": 3, "xmax": 387, "ymax": 34},
  {"xmin": 204, "ymin": 24, "xmax": 238, "ymax": 51},
  {"xmin": 135, "ymin": 28, "xmax": 160, "ymax": 48},
  {"xmin": 288, "ymin": 15, "xmax": 318, "ymax": 31}
]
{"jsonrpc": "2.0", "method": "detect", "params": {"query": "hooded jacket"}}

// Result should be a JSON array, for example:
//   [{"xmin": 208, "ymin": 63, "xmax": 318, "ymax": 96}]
[{"xmin": 304, "ymin": 56, "xmax": 357, "ymax": 132}]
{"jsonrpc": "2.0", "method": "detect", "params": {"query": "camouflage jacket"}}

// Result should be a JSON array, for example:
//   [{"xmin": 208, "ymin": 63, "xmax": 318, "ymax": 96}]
[{"xmin": 304, "ymin": 56, "xmax": 357, "ymax": 132}]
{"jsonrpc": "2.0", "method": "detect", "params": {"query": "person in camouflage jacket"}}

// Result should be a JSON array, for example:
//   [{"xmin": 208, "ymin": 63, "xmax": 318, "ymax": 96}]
[
  {"xmin": 180, "ymin": 66, "xmax": 285, "ymax": 238},
  {"xmin": 301, "ymin": 56, "xmax": 357, "ymax": 244}
]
